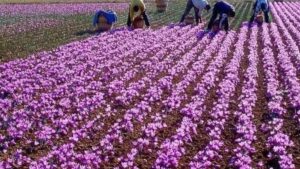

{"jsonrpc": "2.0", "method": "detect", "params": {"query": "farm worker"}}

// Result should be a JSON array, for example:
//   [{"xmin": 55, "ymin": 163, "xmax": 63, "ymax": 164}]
[
  {"xmin": 249, "ymin": 0, "xmax": 270, "ymax": 23},
  {"xmin": 179, "ymin": 0, "xmax": 211, "ymax": 24},
  {"xmin": 207, "ymin": 0, "xmax": 235, "ymax": 32},
  {"xmin": 93, "ymin": 10, "xmax": 118, "ymax": 26},
  {"xmin": 127, "ymin": 0, "xmax": 150, "ymax": 28}
]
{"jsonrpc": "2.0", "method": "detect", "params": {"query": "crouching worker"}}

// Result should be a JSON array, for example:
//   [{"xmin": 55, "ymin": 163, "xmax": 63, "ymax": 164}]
[
  {"xmin": 207, "ymin": 0, "xmax": 235, "ymax": 32},
  {"xmin": 250, "ymin": 0, "xmax": 270, "ymax": 24},
  {"xmin": 93, "ymin": 10, "xmax": 117, "ymax": 31},
  {"xmin": 180, "ymin": 0, "xmax": 211, "ymax": 25},
  {"xmin": 127, "ymin": 0, "xmax": 150, "ymax": 29}
]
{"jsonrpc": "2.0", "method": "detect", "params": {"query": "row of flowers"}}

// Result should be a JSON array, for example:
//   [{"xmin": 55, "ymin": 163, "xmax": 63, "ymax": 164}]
[
  {"xmin": 271, "ymin": 2, "xmax": 300, "ymax": 128},
  {"xmin": 0, "ymin": 26, "xmax": 192, "ymax": 168},
  {"xmin": 271, "ymin": 3, "xmax": 300, "ymax": 74},
  {"xmin": 261, "ymin": 23, "xmax": 295, "ymax": 169},
  {"xmin": 189, "ymin": 25, "xmax": 248, "ymax": 169},
  {"xmin": 119, "ymin": 32, "xmax": 222, "ymax": 169},
  {"xmin": 154, "ymin": 31, "xmax": 236, "ymax": 168},
  {"xmin": 29, "ymin": 25, "xmax": 204, "ymax": 168},
  {"xmin": 0, "ymin": 28, "xmax": 150, "ymax": 151},
  {"xmin": 1, "ymin": 2, "xmax": 300, "ymax": 168},
  {"xmin": 0, "ymin": 24, "xmax": 209, "ymax": 168}
]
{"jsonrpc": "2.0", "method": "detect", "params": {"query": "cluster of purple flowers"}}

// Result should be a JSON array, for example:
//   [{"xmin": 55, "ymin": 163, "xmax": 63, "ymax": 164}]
[
  {"xmin": 0, "ymin": 27, "xmax": 164, "ymax": 168},
  {"xmin": 271, "ymin": 2, "xmax": 300, "ymax": 74},
  {"xmin": 1, "ymin": 2, "xmax": 300, "ymax": 168},
  {"xmin": 229, "ymin": 25, "xmax": 258, "ymax": 168},
  {"xmin": 189, "ymin": 27, "xmax": 249, "ymax": 168},
  {"xmin": 0, "ymin": 24, "xmax": 208, "ymax": 168},
  {"xmin": 120, "ymin": 25, "xmax": 213, "ymax": 169},
  {"xmin": 261, "ymin": 23, "xmax": 295, "ymax": 169},
  {"xmin": 90, "ymin": 25, "xmax": 206, "ymax": 168},
  {"xmin": 1, "ymin": 28, "xmax": 139, "ymax": 148},
  {"xmin": 155, "ymin": 31, "xmax": 238, "ymax": 168},
  {"xmin": 152, "ymin": 33, "xmax": 225, "ymax": 168},
  {"xmin": 271, "ymin": 4, "xmax": 300, "ymax": 157}
]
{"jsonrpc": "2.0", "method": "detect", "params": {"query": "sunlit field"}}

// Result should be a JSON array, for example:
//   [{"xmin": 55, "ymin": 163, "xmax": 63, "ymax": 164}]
[{"xmin": 1, "ymin": 0, "xmax": 300, "ymax": 168}]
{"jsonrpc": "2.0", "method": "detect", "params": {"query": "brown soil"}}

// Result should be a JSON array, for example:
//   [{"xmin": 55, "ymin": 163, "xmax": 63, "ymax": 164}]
[{"xmin": 251, "ymin": 25, "xmax": 273, "ymax": 168}]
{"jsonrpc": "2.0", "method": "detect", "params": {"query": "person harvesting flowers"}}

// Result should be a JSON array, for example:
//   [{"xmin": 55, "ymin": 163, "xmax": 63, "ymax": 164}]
[
  {"xmin": 127, "ymin": 0, "xmax": 150, "ymax": 28},
  {"xmin": 179, "ymin": 0, "xmax": 211, "ymax": 25},
  {"xmin": 249, "ymin": 0, "xmax": 270, "ymax": 24},
  {"xmin": 93, "ymin": 10, "xmax": 117, "ymax": 31},
  {"xmin": 207, "ymin": 0, "xmax": 235, "ymax": 32}
]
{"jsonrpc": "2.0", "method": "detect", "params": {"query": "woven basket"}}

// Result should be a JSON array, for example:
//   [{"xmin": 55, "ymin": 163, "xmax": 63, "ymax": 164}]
[
  {"xmin": 133, "ymin": 16, "xmax": 144, "ymax": 29},
  {"xmin": 156, "ymin": 0, "xmax": 168, "ymax": 12},
  {"xmin": 185, "ymin": 15, "xmax": 194, "ymax": 25},
  {"xmin": 97, "ymin": 16, "xmax": 113, "ymax": 31}
]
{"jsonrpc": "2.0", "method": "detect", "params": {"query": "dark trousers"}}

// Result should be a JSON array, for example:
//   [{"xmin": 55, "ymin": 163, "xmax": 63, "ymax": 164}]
[
  {"xmin": 208, "ymin": 12, "xmax": 229, "ymax": 31},
  {"xmin": 250, "ymin": 10, "xmax": 270, "ymax": 23},
  {"xmin": 208, "ymin": 5, "xmax": 220, "ymax": 31},
  {"xmin": 220, "ymin": 16, "xmax": 229, "ymax": 31},
  {"xmin": 180, "ymin": 0, "xmax": 201, "ymax": 24},
  {"xmin": 127, "ymin": 11, "xmax": 150, "ymax": 27}
]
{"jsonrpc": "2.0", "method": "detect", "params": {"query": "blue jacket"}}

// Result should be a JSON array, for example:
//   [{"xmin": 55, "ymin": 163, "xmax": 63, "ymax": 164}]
[
  {"xmin": 253, "ymin": 0, "xmax": 269, "ymax": 12},
  {"xmin": 93, "ymin": 10, "xmax": 117, "ymax": 26},
  {"xmin": 214, "ymin": 1, "xmax": 235, "ymax": 15}
]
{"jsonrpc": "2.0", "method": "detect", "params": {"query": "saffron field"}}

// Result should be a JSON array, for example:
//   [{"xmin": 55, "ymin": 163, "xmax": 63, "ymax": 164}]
[
  {"xmin": 0, "ymin": 1, "xmax": 300, "ymax": 169},
  {"xmin": 0, "ymin": 3, "xmax": 127, "ymax": 36},
  {"xmin": 0, "ymin": 2, "xmax": 129, "ymax": 62},
  {"xmin": 0, "ymin": 0, "xmax": 250, "ymax": 62}
]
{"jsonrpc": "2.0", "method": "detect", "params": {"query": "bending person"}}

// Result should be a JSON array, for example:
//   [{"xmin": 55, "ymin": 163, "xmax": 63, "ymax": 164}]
[
  {"xmin": 250, "ymin": 0, "xmax": 270, "ymax": 24},
  {"xmin": 207, "ymin": 0, "xmax": 235, "ymax": 32},
  {"xmin": 180, "ymin": 0, "xmax": 211, "ymax": 24},
  {"xmin": 127, "ymin": 0, "xmax": 150, "ymax": 28}
]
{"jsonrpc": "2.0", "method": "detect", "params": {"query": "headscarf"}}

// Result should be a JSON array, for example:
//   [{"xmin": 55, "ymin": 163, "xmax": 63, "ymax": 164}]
[{"xmin": 93, "ymin": 10, "xmax": 117, "ymax": 26}]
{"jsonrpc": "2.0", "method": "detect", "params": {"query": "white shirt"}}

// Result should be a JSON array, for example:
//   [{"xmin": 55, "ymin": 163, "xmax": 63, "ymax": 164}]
[{"xmin": 192, "ymin": 0, "xmax": 208, "ymax": 11}]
